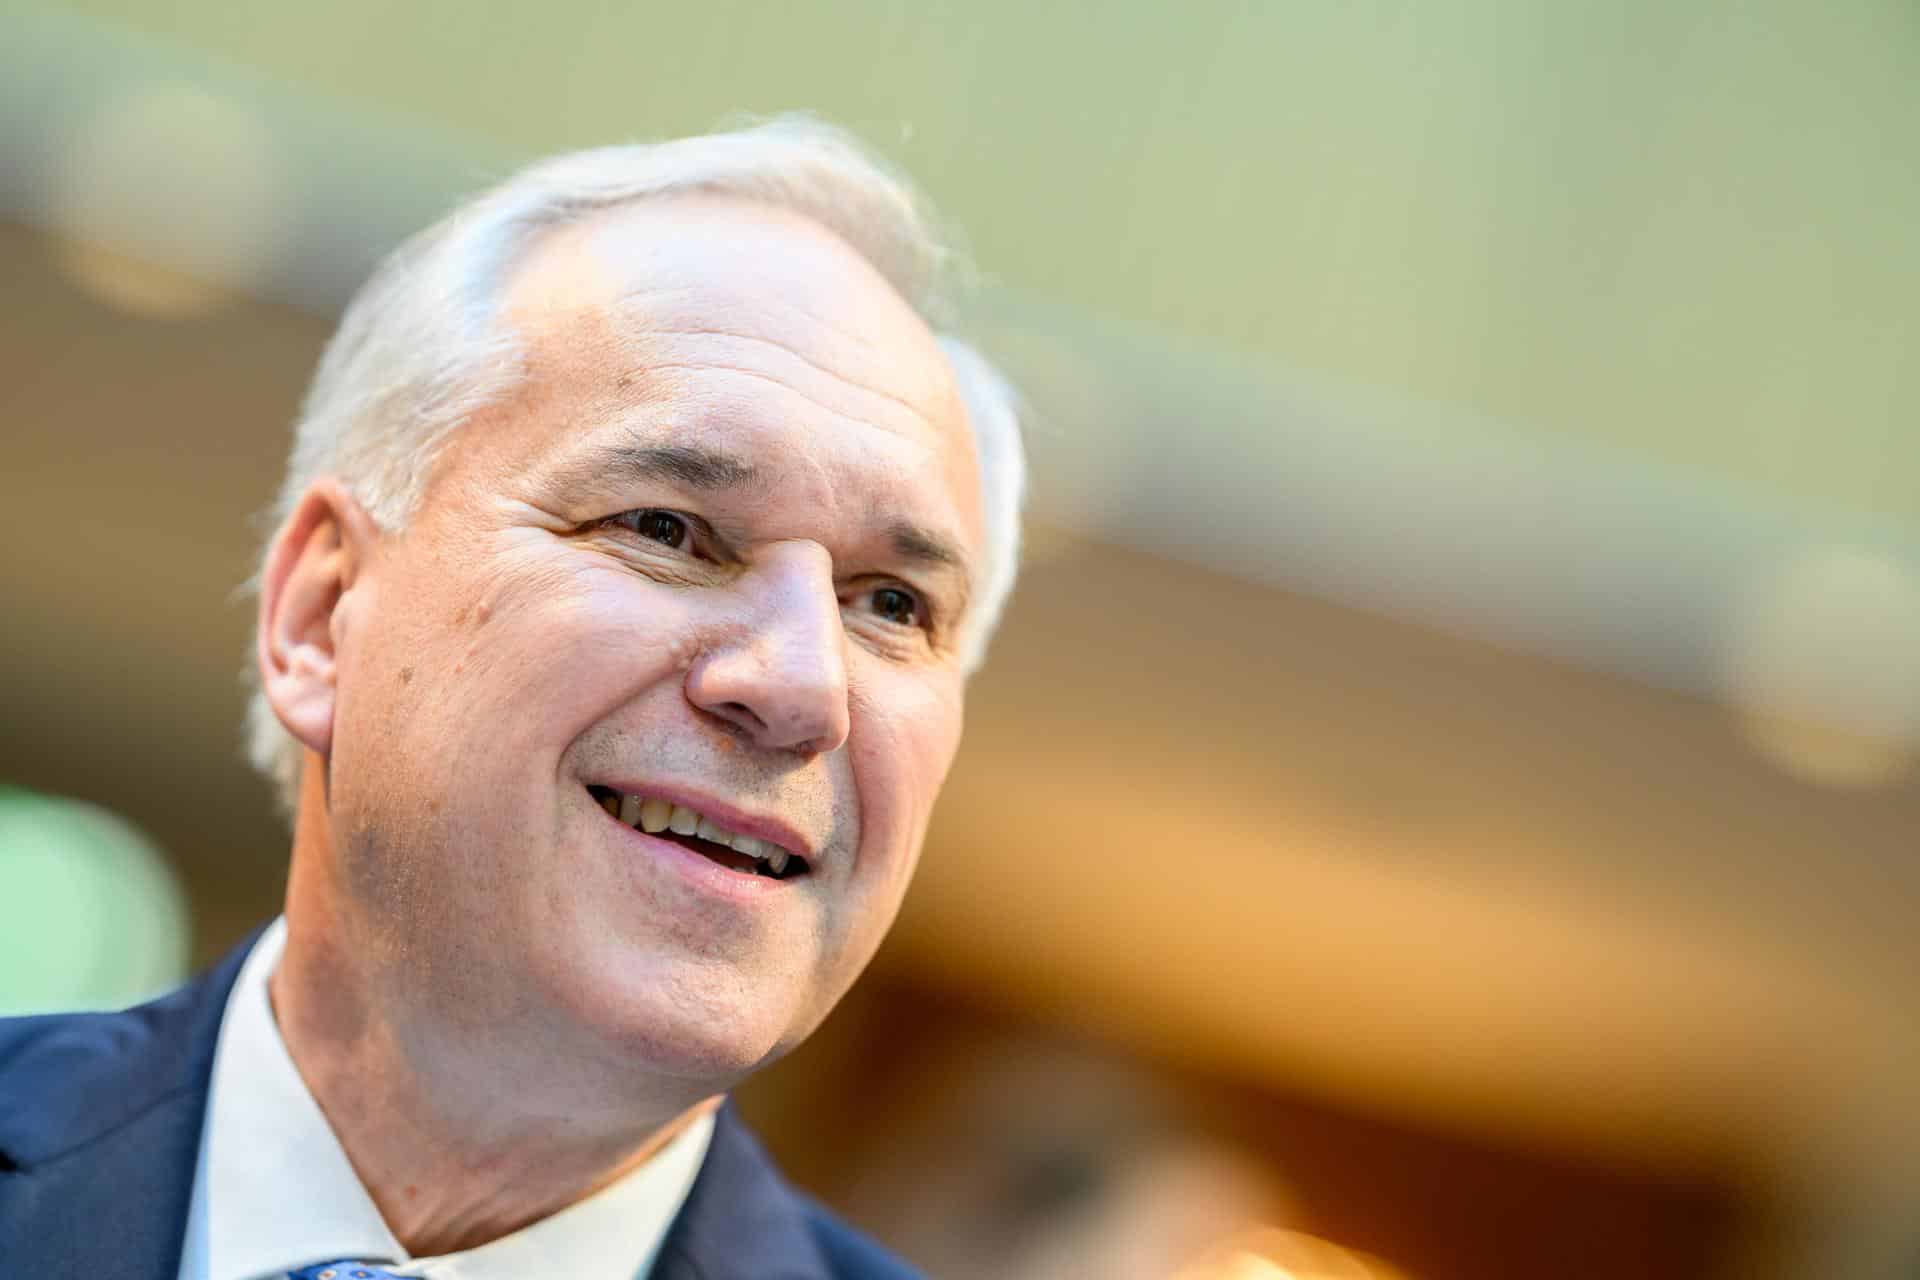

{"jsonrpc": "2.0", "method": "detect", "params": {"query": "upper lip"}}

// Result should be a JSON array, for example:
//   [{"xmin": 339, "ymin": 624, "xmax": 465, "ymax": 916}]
[{"xmin": 588, "ymin": 779, "xmax": 822, "ymax": 864}]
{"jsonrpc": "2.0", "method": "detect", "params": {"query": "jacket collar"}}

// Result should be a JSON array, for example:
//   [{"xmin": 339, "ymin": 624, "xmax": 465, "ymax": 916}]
[
  {"xmin": 0, "ymin": 927, "xmax": 254, "ymax": 1172},
  {"xmin": 651, "ymin": 1103, "xmax": 833, "ymax": 1280},
  {"xmin": 0, "ymin": 927, "xmax": 257, "ymax": 1279}
]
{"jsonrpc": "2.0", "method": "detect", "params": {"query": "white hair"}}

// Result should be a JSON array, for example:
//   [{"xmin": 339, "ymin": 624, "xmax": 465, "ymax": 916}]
[{"xmin": 246, "ymin": 116, "xmax": 1025, "ymax": 812}]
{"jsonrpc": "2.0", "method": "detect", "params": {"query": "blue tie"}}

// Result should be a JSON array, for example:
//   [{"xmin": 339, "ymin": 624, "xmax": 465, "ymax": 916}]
[{"xmin": 287, "ymin": 1265, "xmax": 410, "ymax": 1280}]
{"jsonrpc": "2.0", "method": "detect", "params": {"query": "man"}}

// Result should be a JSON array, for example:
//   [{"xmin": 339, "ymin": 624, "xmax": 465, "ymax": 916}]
[{"xmin": 0, "ymin": 117, "xmax": 1024, "ymax": 1279}]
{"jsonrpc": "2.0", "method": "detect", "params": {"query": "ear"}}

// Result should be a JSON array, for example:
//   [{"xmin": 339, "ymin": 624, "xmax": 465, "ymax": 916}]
[{"xmin": 256, "ymin": 479, "xmax": 382, "ymax": 760}]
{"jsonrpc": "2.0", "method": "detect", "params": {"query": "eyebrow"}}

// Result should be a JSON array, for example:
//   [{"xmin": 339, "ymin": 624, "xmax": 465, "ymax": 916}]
[
  {"xmin": 888, "ymin": 520, "xmax": 964, "ymax": 573},
  {"xmin": 564, "ymin": 441, "xmax": 761, "ymax": 492},
  {"xmin": 887, "ymin": 519, "xmax": 974, "ymax": 619}
]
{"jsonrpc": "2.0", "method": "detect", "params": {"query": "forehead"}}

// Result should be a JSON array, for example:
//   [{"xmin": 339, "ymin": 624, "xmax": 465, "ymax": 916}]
[{"xmin": 452, "ymin": 198, "xmax": 984, "ymax": 550}]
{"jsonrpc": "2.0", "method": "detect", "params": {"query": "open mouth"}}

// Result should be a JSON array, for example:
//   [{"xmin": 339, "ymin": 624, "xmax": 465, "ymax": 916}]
[{"xmin": 587, "ymin": 784, "xmax": 809, "ymax": 880}]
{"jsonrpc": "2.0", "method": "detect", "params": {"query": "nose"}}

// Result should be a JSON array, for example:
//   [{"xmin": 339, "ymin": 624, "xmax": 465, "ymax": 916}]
[{"xmin": 684, "ymin": 544, "xmax": 852, "ymax": 755}]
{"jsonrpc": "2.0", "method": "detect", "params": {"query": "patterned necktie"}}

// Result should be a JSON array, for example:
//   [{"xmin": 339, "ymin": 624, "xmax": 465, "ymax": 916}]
[{"xmin": 287, "ymin": 1264, "xmax": 410, "ymax": 1280}]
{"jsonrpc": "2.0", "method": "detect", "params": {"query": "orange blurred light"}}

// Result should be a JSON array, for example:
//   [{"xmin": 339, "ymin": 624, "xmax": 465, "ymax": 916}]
[{"xmin": 1173, "ymin": 1226, "xmax": 1411, "ymax": 1280}]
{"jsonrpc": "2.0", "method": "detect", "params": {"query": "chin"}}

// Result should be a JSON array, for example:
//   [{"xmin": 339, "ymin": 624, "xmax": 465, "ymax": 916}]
[{"xmin": 540, "ymin": 943, "xmax": 814, "ymax": 1087}]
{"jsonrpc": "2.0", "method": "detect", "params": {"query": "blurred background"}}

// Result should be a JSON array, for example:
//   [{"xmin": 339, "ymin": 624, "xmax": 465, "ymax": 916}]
[{"xmin": 2, "ymin": 2, "xmax": 1916, "ymax": 1277}]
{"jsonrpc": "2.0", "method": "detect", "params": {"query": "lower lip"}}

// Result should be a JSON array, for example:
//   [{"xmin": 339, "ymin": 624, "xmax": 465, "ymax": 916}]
[{"xmin": 593, "ymin": 797, "xmax": 799, "ymax": 904}]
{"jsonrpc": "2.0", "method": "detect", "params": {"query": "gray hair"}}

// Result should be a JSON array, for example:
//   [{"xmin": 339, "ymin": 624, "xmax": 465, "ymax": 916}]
[{"xmin": 246, "ymin": 116, "xmax": 1025, "ymax": 812}]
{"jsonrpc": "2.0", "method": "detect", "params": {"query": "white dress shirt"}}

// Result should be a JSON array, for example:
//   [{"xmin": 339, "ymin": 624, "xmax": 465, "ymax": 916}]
[{"xmin": 174, "ymin": 919, "xmax": 713, "ymax": 1280}]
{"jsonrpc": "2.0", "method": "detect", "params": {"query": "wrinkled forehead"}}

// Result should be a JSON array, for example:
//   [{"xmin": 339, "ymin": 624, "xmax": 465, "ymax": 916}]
[{"xmin": 495, "ymin": 196, "xmax": 982, "ymax": 531}]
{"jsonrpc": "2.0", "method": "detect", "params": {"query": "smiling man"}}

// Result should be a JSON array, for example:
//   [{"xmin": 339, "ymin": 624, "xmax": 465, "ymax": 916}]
[{"xmin": 0, "ymin": 119, "xmax": 1024, "ymax": 1280}]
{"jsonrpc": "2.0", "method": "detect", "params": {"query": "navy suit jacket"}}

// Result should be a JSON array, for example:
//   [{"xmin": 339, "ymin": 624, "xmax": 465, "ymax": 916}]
[{"xmin": 0, "ymin": 933, "xmax": 918, "ymax": 1279}]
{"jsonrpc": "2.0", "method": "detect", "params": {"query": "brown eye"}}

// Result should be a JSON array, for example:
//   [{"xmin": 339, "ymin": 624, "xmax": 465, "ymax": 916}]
[
  {"xmin": 871, "ymin": 586, "xmax": 922, "ymax": 628},
  {"xmin": 627, "ymin": 510, "xmax": 688, "ymax": 549}
]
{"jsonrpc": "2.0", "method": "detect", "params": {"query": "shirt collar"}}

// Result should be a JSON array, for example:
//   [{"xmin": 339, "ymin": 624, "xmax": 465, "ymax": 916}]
[{"xmin": 187, "ymin": 918, "xmax": 713, "ymax": 1280}]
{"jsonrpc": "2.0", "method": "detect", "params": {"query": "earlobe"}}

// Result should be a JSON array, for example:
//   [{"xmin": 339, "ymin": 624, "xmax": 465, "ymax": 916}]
[{"xmin": 257, "ymin": 480, "xmax": 378, "ymax": 760}]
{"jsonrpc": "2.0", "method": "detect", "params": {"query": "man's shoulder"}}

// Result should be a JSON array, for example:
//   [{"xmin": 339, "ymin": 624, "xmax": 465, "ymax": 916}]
[
  {"xmin": 799, "ymin": 1198, "xmax": 923, "ymax": 1280},
  {"xmin": 0, "ymin": 998, "xmax": 192, "ymax": 1162},
  {"xmin": 0, "ymin": 933, "xmax": 254, "ymax": 1169},
  {"xmin": 0, "ymin": 965, "xmax": 251, "ymax": 1278},
  {"xmin": 0, "ymin": 992, "xmax": 192, "ymax": 1070}
]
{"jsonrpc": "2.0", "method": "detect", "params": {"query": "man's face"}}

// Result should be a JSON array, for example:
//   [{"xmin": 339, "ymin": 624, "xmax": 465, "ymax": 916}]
[{"xmin": 319, "ymin": 198, "xmax": 983, "ymax": 1089}]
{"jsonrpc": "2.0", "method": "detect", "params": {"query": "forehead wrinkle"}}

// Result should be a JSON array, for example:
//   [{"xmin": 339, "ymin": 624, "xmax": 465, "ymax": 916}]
[
  {"xmin": 521, "ymin": 199, "xmax": 969, "ymax": 458},
  {"xmin": 584, "ymin": 197, "xmax": 938, "ymax": 352},
  {"xmin": 607, "ymin": 275, "xmax": 956, "ymax": 445},
  {"xmin": 616, "ymin": 276, "xmax": 897, "ymax": 362},
  {"xmin": 643, "ymin": 360, "xmax": 939, "ymax": 448},
  {"xmin": 621, "ymin": 323, "xmax": 937, "ymax": 428}
]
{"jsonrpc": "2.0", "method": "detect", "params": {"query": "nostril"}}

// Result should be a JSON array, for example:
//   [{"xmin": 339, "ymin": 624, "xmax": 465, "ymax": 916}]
[{"xmin": 716, "ymin": 701, "xmax": 766, "ymax": 731}]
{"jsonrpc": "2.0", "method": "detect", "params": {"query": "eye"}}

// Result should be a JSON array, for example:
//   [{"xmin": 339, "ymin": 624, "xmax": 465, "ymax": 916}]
[
  {"xmin": 868, "ymin": 585, "xmax": 925, "ymax": 629},
  {"xmin": 616, "ymin": 509, "xmax": 691, "ymax": 549}
]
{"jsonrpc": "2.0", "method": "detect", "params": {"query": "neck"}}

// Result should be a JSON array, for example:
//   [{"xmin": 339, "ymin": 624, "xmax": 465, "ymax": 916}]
[{"xmin": 273, "ymin": 762, "xmax": 720, "ymax": 1256}]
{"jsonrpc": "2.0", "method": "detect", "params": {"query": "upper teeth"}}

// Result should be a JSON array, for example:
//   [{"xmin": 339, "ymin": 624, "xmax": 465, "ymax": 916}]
[{"xmin": 607, "ymin": 791, "xmax": 794, "ymax": 874}]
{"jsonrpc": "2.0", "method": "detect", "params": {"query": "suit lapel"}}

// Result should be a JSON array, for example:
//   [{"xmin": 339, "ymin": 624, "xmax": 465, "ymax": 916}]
[
  {"xmin": 0, "ymin": 932, "xmax": 255, "ymax": 1280},
  {"xmin": 650, "ymin": 1104, "xmax": 833, "ymax": 1280}
]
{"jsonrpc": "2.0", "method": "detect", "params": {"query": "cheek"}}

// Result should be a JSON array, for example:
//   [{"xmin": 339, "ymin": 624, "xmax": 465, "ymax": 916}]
[
  {"xmin": 850, "ymin": 670, "xmax": 964, "ymax": 857},
  {"xmin": 525, "ymin": 566, "xmax": 707, "ymax": 714},
  {"xmin": 354, "ymin": 544, "xmax": 701, "ymax": 779}
]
